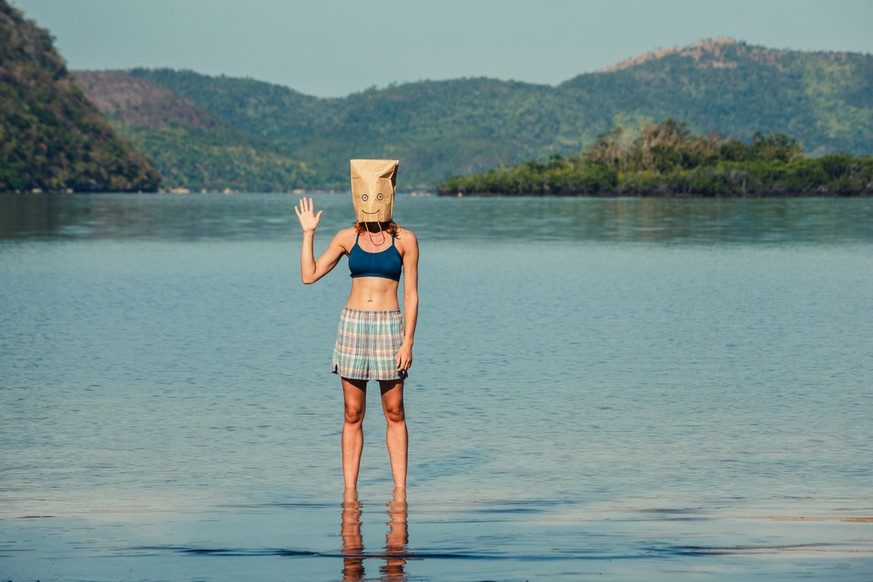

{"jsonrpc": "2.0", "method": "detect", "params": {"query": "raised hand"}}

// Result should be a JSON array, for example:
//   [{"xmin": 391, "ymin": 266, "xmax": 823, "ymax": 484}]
[{"xmin": 294, "ymin": 197, "xmax": 323, "ymax": 233}]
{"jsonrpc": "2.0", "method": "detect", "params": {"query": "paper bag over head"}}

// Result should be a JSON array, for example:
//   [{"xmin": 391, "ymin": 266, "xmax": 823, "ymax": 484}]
[{"xmin": 350, "ymin": 159, "xmax": 399, "ymax": 223}]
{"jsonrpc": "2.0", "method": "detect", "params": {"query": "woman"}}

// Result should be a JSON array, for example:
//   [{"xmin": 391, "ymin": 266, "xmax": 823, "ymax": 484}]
[{"xmin": 294, "ymin": 159, "xmax": 419, "ymax": 490}]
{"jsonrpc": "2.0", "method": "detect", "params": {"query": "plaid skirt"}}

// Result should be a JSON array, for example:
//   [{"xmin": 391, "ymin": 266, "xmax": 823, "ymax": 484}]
[{"xmin": 332, "ymin": 308, "xmax": 407, "ymax": 381}]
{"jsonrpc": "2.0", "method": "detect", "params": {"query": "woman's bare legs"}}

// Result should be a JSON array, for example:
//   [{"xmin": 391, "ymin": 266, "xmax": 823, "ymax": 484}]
[
  {"xmin": 341, "ymin": 378, "xmax": 368, "ymax": 489},
  {"xmin": 380, "ymin": 380, "xmax": 408, "ymax": 489}
]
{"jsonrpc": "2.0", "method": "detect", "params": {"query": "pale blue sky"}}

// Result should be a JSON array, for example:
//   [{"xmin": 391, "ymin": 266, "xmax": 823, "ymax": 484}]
[{"xmin": 11, "ymin": 0, "xmax": 873, "ymax": 97}]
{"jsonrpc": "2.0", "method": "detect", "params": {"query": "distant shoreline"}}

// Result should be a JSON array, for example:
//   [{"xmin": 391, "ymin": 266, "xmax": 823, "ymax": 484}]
[
  {"xmin": 436, "ymin": 122, "xmax": 873, "ymax": 199},
  {"xmin": 435, "ymin": 190, "xmax": 873, "ymax": 198}
]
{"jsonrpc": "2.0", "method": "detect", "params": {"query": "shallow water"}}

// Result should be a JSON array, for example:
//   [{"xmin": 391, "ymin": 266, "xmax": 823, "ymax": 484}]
[{"xmin": 1, "ymin": 193, "xmax": 872, "ymax": 580}]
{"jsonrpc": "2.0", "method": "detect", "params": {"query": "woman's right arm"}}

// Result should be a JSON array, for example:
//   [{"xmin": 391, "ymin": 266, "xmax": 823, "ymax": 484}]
[{"xmin": 295, "ymin": 197, "xmax": 346, "ymax": 285}]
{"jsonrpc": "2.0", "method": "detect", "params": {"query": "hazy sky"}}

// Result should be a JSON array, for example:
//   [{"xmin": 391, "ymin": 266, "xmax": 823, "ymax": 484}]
[{"xmin": 12, "ymin": 0, "xmax": 873, "ymax": 97}]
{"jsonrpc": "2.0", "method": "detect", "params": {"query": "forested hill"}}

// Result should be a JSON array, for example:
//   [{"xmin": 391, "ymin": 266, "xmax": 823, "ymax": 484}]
[
  {"xmin": 557, "ymin": 39, "xmax": 872, "ymax": 158},
  {"xmin": 129, "ymin": 39, "xmax": 872, "ymax": 189},
  {"xmin": 0, "ymin": 1, "xmax": 160, "ymax": 192},
  {"xmin": 98, "ymin": 69, "xmax": 554, "ymax": 191},
  {"xmin": 74, "ymin": 71, "xmax": 315, "ymax": 192},
  {"xmin": 79, "ymin": 38, "xmax": 873, "ymax": 191}
]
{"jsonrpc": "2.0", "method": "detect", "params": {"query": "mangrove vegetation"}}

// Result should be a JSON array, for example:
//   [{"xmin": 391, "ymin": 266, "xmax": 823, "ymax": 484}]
[{"xmin": 436, "ymin": 120, "xmax": 873, "ymax": 197}]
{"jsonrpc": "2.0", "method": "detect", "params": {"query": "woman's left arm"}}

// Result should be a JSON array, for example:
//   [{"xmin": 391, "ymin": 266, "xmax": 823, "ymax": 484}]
[{"xmin": 396, "ymin": 231, "xmax": 419, "ymax": 374}]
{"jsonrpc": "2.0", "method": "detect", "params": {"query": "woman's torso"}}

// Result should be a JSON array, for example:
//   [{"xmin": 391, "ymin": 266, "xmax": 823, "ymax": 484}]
[{"xmin": 343, "ymin": 229, "xmax": 402, "ymax": 311}]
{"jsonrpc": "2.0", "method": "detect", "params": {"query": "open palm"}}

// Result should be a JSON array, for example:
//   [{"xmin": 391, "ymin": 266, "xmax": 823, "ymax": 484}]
[{"xmin": 295, "ymin": 197, "xmax": 323, "ymax": 232}]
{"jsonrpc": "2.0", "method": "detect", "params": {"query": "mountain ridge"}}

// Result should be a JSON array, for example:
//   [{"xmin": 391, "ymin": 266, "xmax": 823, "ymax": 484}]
[{"xmin": 75, "ymin": 39, "xmax": 873, "ymax": 191}]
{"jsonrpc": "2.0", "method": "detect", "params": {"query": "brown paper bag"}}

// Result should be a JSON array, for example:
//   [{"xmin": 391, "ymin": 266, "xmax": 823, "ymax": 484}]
[{"xmin": 350, "ymin": 159, "xmax": 399, "ymax": 222}]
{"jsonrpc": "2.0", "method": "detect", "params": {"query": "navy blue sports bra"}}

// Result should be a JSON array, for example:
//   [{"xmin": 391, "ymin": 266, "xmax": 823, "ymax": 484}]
[{"xmin": 348, "ymin": 233, "xmax": 402, "ymax": 281}]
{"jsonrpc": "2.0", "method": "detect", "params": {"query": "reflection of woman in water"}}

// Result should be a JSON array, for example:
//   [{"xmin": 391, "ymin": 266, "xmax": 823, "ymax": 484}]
[
  {"xmin": 341, "ymin": 488, "xmax": 409, "ymax": 581},
  {"xmin": 381, "ymin": 488, "xmax": 409, "ymax": 578},
  {"xmin": 294, "ymin": 159, "xmax": 419, "ymax": 490},
  {"xmin": 340, "ymin": 489, "xmax": 364, "ymax": 580}
]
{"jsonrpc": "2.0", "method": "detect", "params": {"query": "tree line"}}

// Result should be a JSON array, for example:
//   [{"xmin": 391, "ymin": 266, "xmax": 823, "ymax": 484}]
[{"xmin": 436, "ymin": 120, "xmax": 873, "ymax": 197}]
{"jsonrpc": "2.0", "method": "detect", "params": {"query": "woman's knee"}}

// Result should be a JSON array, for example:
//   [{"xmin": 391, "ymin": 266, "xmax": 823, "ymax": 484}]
[
  {"xmin": 383, "ymin": 402, "xmax": 405, "ymax": 424},
  {"xmin": 342, "ymin": 378, "xmax": 367, "ymax": 424},
  {"xmin": 344, "ymin": 403, "xmax": 365, "ymax": 424}
]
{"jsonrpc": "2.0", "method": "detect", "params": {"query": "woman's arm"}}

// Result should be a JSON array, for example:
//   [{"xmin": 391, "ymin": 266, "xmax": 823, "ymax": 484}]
[
  {"xmin": 295, "ymin": 197, "xmax": 346, "ymax": 284},
  {"xmin": 396, "ymin": 231, "xmax": 419, "ymax": 373}
]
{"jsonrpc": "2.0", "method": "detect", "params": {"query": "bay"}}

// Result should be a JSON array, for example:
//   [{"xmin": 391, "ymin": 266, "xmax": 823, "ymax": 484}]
[{"xmin": 1, "ymin": 193, "xmax": 872, "ymax": 580}]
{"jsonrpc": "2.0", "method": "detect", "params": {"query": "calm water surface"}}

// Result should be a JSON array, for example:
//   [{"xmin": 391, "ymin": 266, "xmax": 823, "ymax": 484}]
[{"xmin": 1, "ymin": 193, "xmax": 872, "ymax": 580}]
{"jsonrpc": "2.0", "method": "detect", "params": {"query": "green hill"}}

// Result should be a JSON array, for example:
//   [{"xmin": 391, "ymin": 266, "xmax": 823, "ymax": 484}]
[
  {"xmin": 0, "ymin": 1, "xmax": 160, "ymax": 192},
  {"xmin": 555, "ymin": 39, "xmax": 873, "ymax": 157},
  {"xmin": 76, "ymin": 38, "xmax": 873, "ymax": 191},
  {"xmin": 122, "ymin": 69, "xmax": 568, "ymax": 189},
  {"xmin": 74, "ymin": 71, "xmax": 315, "ymax": 192}
]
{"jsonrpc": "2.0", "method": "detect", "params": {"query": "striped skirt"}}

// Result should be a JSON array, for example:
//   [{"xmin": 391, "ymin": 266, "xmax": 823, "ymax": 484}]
[{"xmin": 332, "ymin": 308, "xmax": 407, "ymax": 381}]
